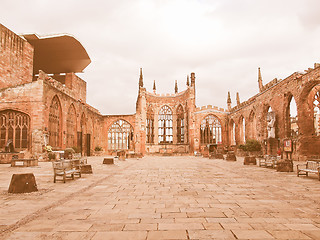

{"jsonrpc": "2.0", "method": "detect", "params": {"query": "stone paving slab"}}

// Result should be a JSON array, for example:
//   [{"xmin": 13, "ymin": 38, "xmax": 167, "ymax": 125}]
[{"xmin": 0, "ymin": 156, "xmax": 320, "ymax": 239}]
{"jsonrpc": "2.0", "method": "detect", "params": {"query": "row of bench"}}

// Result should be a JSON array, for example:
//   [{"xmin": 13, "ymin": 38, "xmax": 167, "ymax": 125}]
[{"xmin": 257, "ymin": 155, "xmax": 320, "ymax": 181}]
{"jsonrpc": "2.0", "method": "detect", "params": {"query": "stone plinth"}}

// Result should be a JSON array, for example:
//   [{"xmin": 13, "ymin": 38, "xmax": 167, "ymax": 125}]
[
  {"xmin": 8, "ymin": 173, "xmax": 38, "ymax": 193},
  {"xmin": 103, "ymin": 157, "xmax": 114, "ymax": 164},
  {"xmin": 244, "ymin": 156, "xmax": 257, "ymax": 165},
  {"xmin": 276, "ymin": 160, "xmax": 293, "ymax": 172},
  {"xmin": 11, "ymin": 158, "xmax": 38, "ymax": 167},
  {"xmin": 81, "ymin": 165, "xmax": 93, "ymax": 174},
  {"xmin": 209, "ymin": 153, "xmax": 224, "ymax": 159},
  {"xmin": 225, "ymin": 152, "xmax": 236, "ymax": 161}
]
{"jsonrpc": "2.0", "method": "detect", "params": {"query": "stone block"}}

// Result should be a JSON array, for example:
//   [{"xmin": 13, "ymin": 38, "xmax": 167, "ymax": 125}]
[
  {"xmin": 8, "ymin": 173, "xmax": 38, "ymax": 193},
  {"xmin": 81, "ymin": 164, "xmax": 93, "ymax": 174},
  {"xmin": 276, "ymin": 160, "xmax": 293, "ymax": 172},
  {"xmin": 225, "ymin": 152, "xmax": 236, "ymax": 161},
  {"xmin": 209, "ymin": 153, "xmax": 224, "ymax": 159},
  {"xmin": 244, "ymin": 156, "xmax": 256, "ymax": 165},
  {"xmin": 103, "ymin": 157, "xmax": 114, "ymax": 164}
]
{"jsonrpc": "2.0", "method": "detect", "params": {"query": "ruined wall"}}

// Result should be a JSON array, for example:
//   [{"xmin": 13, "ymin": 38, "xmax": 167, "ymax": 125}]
[
  {"xmin": 229, "ymin": 64, "xmax": 320, "ymax": 160},
  {"xmin": 0, "ymin": 24, "xmax": 33, "ymax": 89},
  {"xmin": 41, "ymin": 73, "xmax": 102, "ymax": 156}
]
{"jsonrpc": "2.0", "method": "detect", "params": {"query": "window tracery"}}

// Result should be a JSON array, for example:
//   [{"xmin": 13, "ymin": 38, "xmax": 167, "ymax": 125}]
[
  {"xmin": 108, "ymin": 120, "xmax": 133, "ymax": 150},
  {"xmin": 49, "ymin": 96, "xmax": 61, "ymax": 147},
  {"xmin": 200, "ymin": 115, "xmax": 222, "ymax": 144},
  {"xmin": 0, "ymin": 110, "xmax": 30, "ymax": 150},
  {"xmin": 158, "ymin": 105, "xmax": 173, "ymax": 144}
]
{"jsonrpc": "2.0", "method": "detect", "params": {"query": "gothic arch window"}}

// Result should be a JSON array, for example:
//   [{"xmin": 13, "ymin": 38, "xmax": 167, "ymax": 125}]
[
  {"xmin": 200, "ymin": 115, "xmax": 222, "ymax": 145},
  {"xmin": 66, "ymin": 104, "xmax": 77, "ymax": 148},
  {"xmin": 230, "ymin": 120, "xmax": 236, "ymax": 145},
  {"xmin": 239, "ymin": 116, "xmax": 245, "ymax": 144},
  {"xmin": 287, "ymin": 95, "xmax": 298, "ymax": 137},
  {"xmin": 158, "ymin": 105, "xmax": 173, "ymax": 144},
  {"xmin": 49, "ymin": 96, "xmax": 61, "ymax": 147},
  {"xmin": 146, "ymin": 106, "xmax": 154, "ymax": 144},
  {"xmin": 248, "ymin": 111, "xmax": 257, "ymax": 139},
  {"xmin": 314, "ymin": 89, "xmax": 320, "ymax": 136},
  {"xmin": 177, "ymin": 105, "xmax": 184, "ymax": 143},
  {"xmin": 108, "ymin": 119, "xmax": 134, "ymax": 150},
  {"xmin": 0, "ymin": 110, "xmax": 30, "ymax": 150}
]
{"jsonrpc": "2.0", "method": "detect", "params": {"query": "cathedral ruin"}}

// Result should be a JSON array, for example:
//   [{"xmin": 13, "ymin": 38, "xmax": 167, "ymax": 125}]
[{"xmin": 0, "ymin": 23, "xmax": 320, "ymax": 162}]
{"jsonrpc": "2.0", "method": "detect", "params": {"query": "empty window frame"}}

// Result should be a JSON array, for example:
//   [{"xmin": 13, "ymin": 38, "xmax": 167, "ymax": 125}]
[
  {"xmin": 0, "ymin": 110, "xmax": 30, "ymax": 150},
  {"xmin": 200, "ymin": 115, "xmax": 222, "ymax": 144},
  {"xmin": 158, "ymin": 105, "xmax": 173, "ymax": 144}
]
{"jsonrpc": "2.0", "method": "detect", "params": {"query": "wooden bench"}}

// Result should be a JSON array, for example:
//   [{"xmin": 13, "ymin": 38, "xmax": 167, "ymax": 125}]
[
  {"xmin": 52, "ymin": 160, "xmax": 81, "ymax": 183},
  {"xmin": 297, "ymin": 161, "xmax": 320, "ymax": 180},
  {"xmin": 258, "ymin": 155, "xmax": 279, "ymax": 168},
  {"xmin": 11, "ymin": 158, "xmax": 38, "ymax": 167}
]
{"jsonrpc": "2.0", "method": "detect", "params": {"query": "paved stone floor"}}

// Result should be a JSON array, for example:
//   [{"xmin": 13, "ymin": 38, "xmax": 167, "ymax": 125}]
[{"xmin": 0, "ymin": 156, "xmax": 320, "ymax": 239}]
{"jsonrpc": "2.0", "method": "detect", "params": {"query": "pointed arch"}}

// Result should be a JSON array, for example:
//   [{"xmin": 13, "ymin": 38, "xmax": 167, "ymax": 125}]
[
  {"xmin": 313, "ymin": 85, "xmax": 320, "ymax": 135},
  {"xmin": 285, "ymin": 93, "xmax": 298, "ymax": 138},
  {"xmin": 66, "ymin": 104, "xmax": 77, "ymax": 148},
  {"xmin": 146, "ymin": 105, "xmax": 154, "ymax": 144},
  {"xmin": 158, "ymin": 105, "xmax": 173, "ymax": 143},
  {"xmin": 248, "ymin": 110, "xmax": 257, "ymax": 140},
  {"xmin": 108, "ymin": 119, "xmax": 134, "ymax": 150},
  {"xmin": 229, "ymin": 119, "xmax": 236, "ymax": 145},
  {"xmin": 200, "ymin": 114, "xmax": 222, "ymax": 144},
  {"xmin": 239, "ymin": 115, "xmax": 245, "ymax": 144},
  {"xmin": 176, "ymin": 104, "xmax": 184, "ymax": 143},
  {"xmin": 49, "ymin": 95, "xmax": 62, "ymax": 148}
]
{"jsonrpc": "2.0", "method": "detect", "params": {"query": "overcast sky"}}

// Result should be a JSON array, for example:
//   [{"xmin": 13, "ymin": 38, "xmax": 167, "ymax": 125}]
[{"xmin": 2, "ymin": 0, "xmax": 320, "ymax": 115}]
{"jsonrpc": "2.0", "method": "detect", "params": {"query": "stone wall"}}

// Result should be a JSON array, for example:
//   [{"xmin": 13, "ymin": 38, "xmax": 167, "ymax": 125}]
[{"xmin": 0, "ymin": 24, "xmax": 33, "ymax": 89}]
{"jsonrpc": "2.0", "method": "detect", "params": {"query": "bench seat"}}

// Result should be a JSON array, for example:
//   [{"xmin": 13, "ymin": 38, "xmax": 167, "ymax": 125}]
[
  {"xmin": 52, "ymin": 160, "xmax": 81, "ymax": 183},
  {"xmin": 297, "ymin": 161, "xmax": 320, "ymax": 180}
]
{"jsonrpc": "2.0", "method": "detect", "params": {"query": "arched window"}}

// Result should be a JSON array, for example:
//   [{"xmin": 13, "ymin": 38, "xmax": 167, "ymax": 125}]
[
  {"xmin": 49, "ymin": 96, "xmax": 61, "ymax": 147},
  {"xmin": 248, "ymin": 111, "xmax": 257, "ymax": 139},
  {"xmin": 158, "ymin": 105, "xmax": 173, "ymax": 144},
  {"xmin": 267, "ymin": 107, "xmax": 276, "ymax": 138},
  {"xmin": 177, "ymin": 105, "xmax": 184, "ymax": 143},
  {"xmin": 239, "ymin": 116, "xmax": 245, "ymax": 144},
  {"xmin": 146, "ymin": 106, "xmax": 154, "ymax": 144},
  {"xmin": 200, "ymin": 115, "xmax": 222, "ymax": 144},
  {"xmin": 108, "ymin": 120, "xmax": 134, "ymax": 150},
  {"xmin": 314, "ymin": 90, "xmax": 320, "ymax": 136},
  {"xmin": 230, "ymin": 120, "xmax": 236, "ymax": 145},
  {"xmin": 288, "ymin": 96, "xmax": 298, "ymax": 137},
  {"xmin": 0, "ymin": 110, "xmax": 30, "ymax": 150},
  {"xmin": 66, "ymin": 104, "xmax": 77, "ymax": 148}
]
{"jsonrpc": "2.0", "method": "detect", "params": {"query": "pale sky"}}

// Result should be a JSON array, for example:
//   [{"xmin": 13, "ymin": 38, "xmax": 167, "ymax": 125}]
[{"xmin": 2, "ymin": 0, "xmax": 320, "ymax": 115}]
